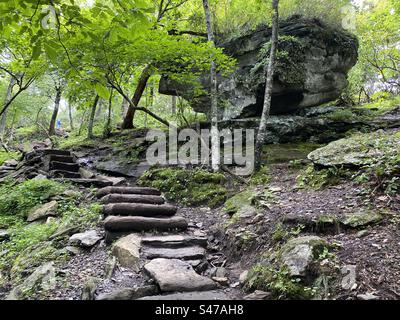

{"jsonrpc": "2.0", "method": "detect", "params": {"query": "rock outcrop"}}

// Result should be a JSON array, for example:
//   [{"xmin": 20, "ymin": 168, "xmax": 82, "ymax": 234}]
[{"xmin": 159, "ymin": 16, "xmax": 358, "ymax": 120}]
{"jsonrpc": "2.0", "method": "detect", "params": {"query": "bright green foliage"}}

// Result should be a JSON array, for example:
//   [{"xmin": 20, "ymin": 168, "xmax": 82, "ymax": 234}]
[
  {"xmin": 0, "ymin": 179, "xmax": 67, "ymax": 220},
  {"xmin": 138, "ymin": 167, "xmax": 228, "ymax": 207}
]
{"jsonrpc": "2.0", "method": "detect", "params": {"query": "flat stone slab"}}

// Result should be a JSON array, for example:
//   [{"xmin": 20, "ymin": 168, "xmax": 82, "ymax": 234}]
[
  {"xmin": 142, "ymin": 246, "xmax": 206, "ymax": 261},
  {"xmin": 103, "ymin": 203, "xmax": 177, "ymax": 217},
  {"xmin": 96, "ymin": 285, "xmax": 158, "ymax": 300},
  {"xmin": 141, "ymin": 235, "xmax": 208, "ymax": 248},
  {"xmin": 100, "ymin": 194, "xmax": 165, "ymax": 205},
  {"xmin": 96, "ymin": 186, "xmax": 161, "ymax": 199},
  {"xmin": 139, "ymin": 290, "xmax": 233, "ymax": 300},
  {"xmin": 104, "ymin": 216, "xmax": 188, "ymax": 233},
  {"xmin": 144, "ymin": 258, "xmax": 217, "ymax": 292},
  {"xmin": 69, "ymin": 230, "xmax": 103, "ymax": 248}
]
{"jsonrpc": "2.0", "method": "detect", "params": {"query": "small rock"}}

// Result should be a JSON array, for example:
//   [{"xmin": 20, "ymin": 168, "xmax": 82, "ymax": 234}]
[
  {"xmin": 244, "ymin": 290, "xmax": 271, "ymax": 300},
  {"xmin": 33, "ymin": 174, "xmax": 47, "ymax": 180},
  {"xmin": 69, "ymin": 230, "xmax": 102, "ymax": 248},
  {"xmin": 79, "ymin": 168, "xmax": 96, "ymax": 179},
  {"xmin": 4, "ymin": 159, "xmax": 18, "ymax": 167},
  {"xmin": 280, "ymin": 236, "xmax": 328, "ymax": 277},
  {"xmin": 27, "ymin": 201, "xmax": 58, "ymax": 222},
  {"xmin": 81, "ymin": 277, "xmax": 98, "ymax": 300},
  {"xmin": 212, "ymin": 267, "xmax": 228, "ymax": 278},
  {"xmin": 96, "ymin": 285, "xmax": 157, "ymax": 300},
  {"xmin": 239, "ymin": 270, "xmax": 249, "ymax": 285},
  {"xmin": 97, "ymin": 175, "xmax": 126, "ymax": 186},
  {"xmin": 341, "ymin": 265, "xmax": 357, "ymax": 290},
  {"xmin": 46, "ymin": 217, "xmax": 58, "ymax": 224},
  {"xmin": 62, "ymin": 190, "xmax": 81, "ymax": 198},
  {"xmin": 356, "ymin": 230, "xmax": 369, "ymax": 238},
  {"xmin": 112, "ymin": 234, "xmax": 141, "ymax": 272},
  {"xmin": 341, "ymin": 210, "xmax": 383, "ymax": 228},
  {"xmin": 0, "ymin": 229, "xmax": 10, "ymax": 242},
  {"xmin": 212, "ymin": 277, "xmax": 229, "ymax": 286},
  {"xmin": 66, "ymin": 246, "xmax": 84, "ymax": 256},
  {"xmin": 357, "ymin": 293, "xmax": 379, "ymax": 300},
  {"xmin": 269, "ymin": 186, "xmax": 282, "ymax": 193}
]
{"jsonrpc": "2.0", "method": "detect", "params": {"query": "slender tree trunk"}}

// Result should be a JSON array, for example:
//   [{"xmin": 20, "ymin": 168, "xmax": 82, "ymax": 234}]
[
  {"xmin": 254, "ymin": 0, "xmax": 279, "ymax": 171},
  {"xmin": 203, "ymin": 0, "xmax": 219, "ymax": 172},
  {"xmin": 121, "ymin": 98, "xmax": 129, "ymax": 118},
  {"xmin": 68, "ymin": 102, "xmax": 74, "ymax": 130},
  {"xmin": 103, "ymin": 90, "xmax": 113, "ymax": 138},
  {"xmin": 49, "ymin": 87, "xmax": 62, "ymax": 136},
  {"xmin": 171, "ymin": 96, "xmax": 177, "ymax": 115},
  {"xmin": 0, "ymin": 77, "xmax": 16, "ymax": 138},
  {"xmin": 88, "ymin": 95, "xmax": 100, "ymax": 139},
  {"xmin": 121, "ymin": 65, "xmax": 152, "ymax": 130}
]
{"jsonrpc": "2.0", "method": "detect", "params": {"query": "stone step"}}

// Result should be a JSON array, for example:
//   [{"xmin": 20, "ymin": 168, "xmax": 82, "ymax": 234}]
[
  {"xmin": 53, "ymin": 178, "xmax": 113, "ymax": 188},
  {"xmin": 42, "ymin": 149, "xmax": 71, "ymax": 156},
  {"xmin": 142, "ymin": 246, "xmax": 206, "ymax": 261},
  {"xmin": 96, "ymin": 186, "xmax": 162, "ymax": 199},
  {"xmin": 103, "ymin": 216, "xmax": 188, "ymax": 233},
  {"xmin": 50, "ymin": 170, "xmax": 81, "ymax": 179},
  {"xmin": 103, "ymin": 203, "xmax": 177, "ymax": 217},
  {"xmin": 50, "ymin": 161, "xmax": 80, "ymax": 172},
  {"xmin": 144, "ymin": 258, "xmax": 217, "ymax": 292},
  {"xmin": 141, "ymin": 235, "xmax": 208, "ymax": 248},
  {"xmin": 138, "ymin": 290, "xmax": 233, "ymax": 300},
  {"xmin": 49, "ymin": 155, "xmax": 75, "ymax": 163},
  {"xmin": 100, "ymin": 194, "xmax": 165, "ymax": 205}
]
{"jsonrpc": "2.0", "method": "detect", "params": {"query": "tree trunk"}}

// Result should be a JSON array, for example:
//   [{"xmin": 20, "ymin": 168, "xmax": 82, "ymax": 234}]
[
  {"xmin": 87, "ymin": 95, "xmax": 100, "ymax": 139},
  {"xmin": 171, "ymin": 96, "xmax": 177, "ymax": 114},
  {"xmin": 49, "ymin": 87, "xmax": 62, "ymax": 136},
  {"xmin": 254, "ymin": 0, "xmax": 279, "ymax": 171},
  {"xmin": 103, "ymin": 90, "xmax": 113, "ymax": 138},
  {"xmin": 68, "ymin": 102, "xmax": 74, "ymax": 130},
  {"xmin": 121, "ymin": 98, "xmax": 129, "ymax": 118},
  {"xmin": 203, "ymin": 0, "xmax": 219, "ymax": 172},
  {"xmin": 121, "ymin": 65, "xmax": 152, "ymax": 130},
  {"xmin": 0, "ymin": 77, "xmax": 16, "ymax": 138}
]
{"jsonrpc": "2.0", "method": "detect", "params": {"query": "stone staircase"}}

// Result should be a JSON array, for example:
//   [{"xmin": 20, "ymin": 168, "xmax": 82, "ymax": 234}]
[{"xmin": 96, "ymin": 186, "xmax": 231, "ymax": 300}]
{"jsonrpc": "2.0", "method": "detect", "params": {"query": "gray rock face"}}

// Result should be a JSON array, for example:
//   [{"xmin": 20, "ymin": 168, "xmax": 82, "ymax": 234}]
[
  {"xmin": 280, "ymin": 236, "xmax": 328, "ymax": 277},
  {"xmin": 159, "ymin": 16, "xmax": 358, "ymax": 120},
  {"xmin": 69, "ymin": 230, "xmax": 102, "ymax": 248},
  {"xmin": 144, "ymin": 258, "xmax": 217, "ymax": 292},
  {"xmin": 27, "ymin": 201, "xmax": 58, "ymax": 222},
  {"xmin": 6, "ymin": 262, "xmax": 56, "ymax": 300}
]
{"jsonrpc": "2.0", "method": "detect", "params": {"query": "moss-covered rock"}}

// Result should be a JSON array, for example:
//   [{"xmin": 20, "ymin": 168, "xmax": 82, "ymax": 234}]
[
  {"xmin": 341, "ymin": 210, "xmax": 383, "ymax": 228},
  {"xmin": 138, "ymin": 167, "xmax": 228, "ymax": 208}
]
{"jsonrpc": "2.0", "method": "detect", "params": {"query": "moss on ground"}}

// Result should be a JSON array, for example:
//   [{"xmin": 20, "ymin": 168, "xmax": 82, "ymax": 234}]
[
  {"xmin": 0, "ymin": 151, "xmax": 20, "ymax": 166},
  {"xmin": 138, "ymin": 167, "xmax": 228, "ymax": 208}
]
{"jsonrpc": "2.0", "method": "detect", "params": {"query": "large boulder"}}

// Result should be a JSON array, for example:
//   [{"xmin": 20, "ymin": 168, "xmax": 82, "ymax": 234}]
[{"xmin": 160, "ymin": 16, "xmax": 358, "ymax": 120}]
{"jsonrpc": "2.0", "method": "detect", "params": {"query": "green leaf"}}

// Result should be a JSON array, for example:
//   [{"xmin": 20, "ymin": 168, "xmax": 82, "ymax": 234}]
[{"xmin": 95, "ymin": 83, "xmax": 110, "ymax": 99}]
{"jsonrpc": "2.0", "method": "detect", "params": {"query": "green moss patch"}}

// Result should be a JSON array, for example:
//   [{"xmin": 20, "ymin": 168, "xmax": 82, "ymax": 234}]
[{"xmin": 138, "ymin": 167, "xmax": 228, "ymax": 208}]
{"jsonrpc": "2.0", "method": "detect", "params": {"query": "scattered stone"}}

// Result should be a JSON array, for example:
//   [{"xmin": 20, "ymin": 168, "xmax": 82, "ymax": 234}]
[
  {"xmin": 239, "ymin": 270, "xmax": 249, "ymax": 285},
  {"xmin": 356, "ymin": 230, "xmax": 369, "ymax": 238},
  {"xmin": 341, "ymin": 265, "xmax": 357, "ymax": 290},
  {"xmin": 81, "ymin": 277, "xmax": 98, "ymax": 300},
  {"xmin": 357, "ymin": 292, "xmax": 379, "ymax": 300},
  {"xmin": 79, "ymin": 168, "xmax": 96, "ymax": 179},
  {"xmin": 4, "ymin": 159, "xmax": 18, "ymax": 167},
  {"xmin": 280, "ymin": 236, "xmax": 328, "ymax": 277},
  {"xmin": 96, "ymin": 285, "xmax": 157, "ymax": 300},
  {"xmin": 112, "ymin": 234, "xmax": 141, "ymax": 272},
  {"xmin": 212, "ymin": 277, "xmax": 229, "ymax": 286},
  {"xmin": 144, "ymin": 258, "xmax": 217, "ymax": 292},
  {"xmin": 244, "ymin": 290, "xmax": 271, "ymax": 300},
  {"xmin": 97, "ymin": 175, "xmax": 126, "ymax": 186},
  {"xmin": 33, "ymin": 174, "xmax": 47, "ymax": 180},
  {"xmin": 6, "ymin": 262, "xmax": 56, "ymax": 300},
  {"xmin": 212, "ymin": 267, "xmax": 228, "ymax": 278},
  {"xmin": 50, "ymin": 226, "xmax": 80, "ymax": 240},
  {"xmin": 46, "ymin": 217, "xmax": 58, "ymax": 224},
  {"xmin": 65, "ymin": 246, "xmax": 84, "ymax": 256},
  {"xmin": 341, "ymin": 210, "xmax": 383, "ymax": 228},
  {"xmin": 69, "ymin": 230, "xmax": 102, "ymax": 248},
  {"xmin": 27, "ymin": 201, "xmax": 58, "ymax": 222},
  {"xmin": 269, "ymin": 186, "xmax": 282, "ymax": 193},
  {"xmin": 139, "ymin": 290, "xmax": 232, "ymax": 300},
  {"xmin": 0, "ymin": 229, "xmax": 10, "ymax": 242},
  {"xmin": 62, "ymin": 190, "xmax": 81, "ymax": 198}
]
